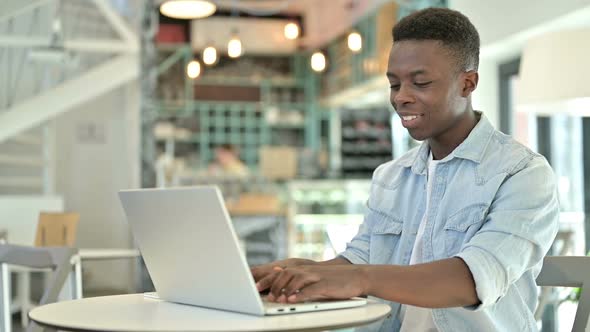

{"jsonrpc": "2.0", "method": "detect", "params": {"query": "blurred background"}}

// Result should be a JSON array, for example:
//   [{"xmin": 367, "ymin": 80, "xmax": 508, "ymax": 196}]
[{"xmin": 1, "ymin": 0, "xmax": 589, "ymax": 331}]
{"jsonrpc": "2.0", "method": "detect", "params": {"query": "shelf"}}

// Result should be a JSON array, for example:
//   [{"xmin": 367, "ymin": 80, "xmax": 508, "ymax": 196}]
[
  {"xmin": 156, "ymin": 100, "xmax": 262, "ymax": 111},
  {"xmin": 339, "ymin": 106, "xmax": 392, "ymax": 178},
  {"xmin": 342, "ymin": 150, "xmax": 391, "ymax": 155},
  {"xmin": 155, "ymin": 49, "xmax": 315, "ymax": 170},
  {"xmin": 341, "ymin": 128, "xmax": 390, "ymax": 140},
  {"xmin": 341, "ymin": 157, "xmax": 391, "ymax": 169},
  {"xmin": 268, "ymin": 123, "xmax": 305, "ymax": 129},
  {"xmin": 265, "ymin": 102, "xmax": 306, "ymax": 109},
  {"xmin": 194, "ymin": 76, "xmax": 304, "ymax": 88},
  {"xmin": 155, "ymin": 136, "xmax": 200, "ymax": 143}
]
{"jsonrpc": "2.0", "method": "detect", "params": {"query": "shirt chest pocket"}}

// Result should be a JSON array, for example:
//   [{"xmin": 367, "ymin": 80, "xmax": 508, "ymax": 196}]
[
  {"xmin": 368, "ymin": 211, "xmax": 404, "ymax": 264},
  {"xmin": 443, "ymin": 204, "xmax": 488, "ymax": 256}
]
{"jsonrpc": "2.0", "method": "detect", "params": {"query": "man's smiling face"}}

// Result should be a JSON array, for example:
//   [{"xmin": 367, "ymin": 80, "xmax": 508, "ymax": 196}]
[{"xmin": 387, "ymin": 39, "xmax": 475, "ymax": 142}]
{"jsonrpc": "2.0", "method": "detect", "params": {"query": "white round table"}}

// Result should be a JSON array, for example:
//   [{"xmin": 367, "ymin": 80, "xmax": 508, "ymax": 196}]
[{"xmin": 29, "ymin": 294, "xmax": 392, "ymax": 332}]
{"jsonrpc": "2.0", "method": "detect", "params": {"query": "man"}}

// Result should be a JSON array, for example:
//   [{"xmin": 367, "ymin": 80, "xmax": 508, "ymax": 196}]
[
  {"xmin": 252, "ymin": 7, "xmax": 559, "ymax": 331},
  {"xmin": 208, "ymin": 144, "xmax": 249, "ymax": 177}
]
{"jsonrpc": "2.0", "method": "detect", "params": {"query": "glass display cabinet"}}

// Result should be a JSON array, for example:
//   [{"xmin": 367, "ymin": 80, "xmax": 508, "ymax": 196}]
[{"xmin": 286, "ymin": 180, "xmax": 371, "ymax": 261}]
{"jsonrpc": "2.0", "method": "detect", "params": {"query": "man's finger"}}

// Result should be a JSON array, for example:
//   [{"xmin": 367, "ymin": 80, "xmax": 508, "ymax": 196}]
[
  {"xmin": 251, "ymin": 266, "xmax": 264, "ymax": 281},
  {"xmin": 269, "ymin": 270, "xmax": 294, "ymax": 301},
  {"xmin": 284, "ymin": 272, "xmax": 320, "ymax": 296},
  {"xmin": 255, "ymin": 270, "xmax": 280, "ymax": 292},
  {"xmin": 287, "ymin": 283, "xmax": 328, "ymax": 303},
  {"xmin": 251, "ymin": 265, "xmax": 283, "ymax": 282}
]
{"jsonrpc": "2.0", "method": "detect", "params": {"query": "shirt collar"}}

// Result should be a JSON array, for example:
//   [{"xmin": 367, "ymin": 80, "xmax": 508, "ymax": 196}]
[{"xmin": 398, "ymin": 111, "xmax": 494, "ymax": 175}]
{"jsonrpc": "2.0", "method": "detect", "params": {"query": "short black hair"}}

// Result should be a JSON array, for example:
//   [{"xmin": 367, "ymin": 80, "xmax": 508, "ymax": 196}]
[{"xmin": 392, "ymin": 7, "xmax": 480, "ymax": 71}]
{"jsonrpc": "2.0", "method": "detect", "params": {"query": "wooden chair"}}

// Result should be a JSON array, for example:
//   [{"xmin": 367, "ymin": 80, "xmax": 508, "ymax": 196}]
[
  {"xmin": 34, "ymin": 212, "xmax": 80, "ymax": 247},
  {"xmin": 8, "ymin": 212, "xmax": 79, "ymax": 330},
  {"xmin": 1, "ymin": 245, "xmax": 77, "ymax": 332}
]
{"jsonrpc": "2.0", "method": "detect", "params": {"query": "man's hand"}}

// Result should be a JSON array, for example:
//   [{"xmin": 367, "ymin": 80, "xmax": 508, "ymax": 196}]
[
  {"xmin": 250, "ymin": 258, "xmax": 316, "ymax": 292},
  {"xmin": 264, "ymin": 265, "xmax": 368, "ymax": 303},
  {"xmin": 259, "ymin": 258, "xmax": 478, "ymax": 308}
]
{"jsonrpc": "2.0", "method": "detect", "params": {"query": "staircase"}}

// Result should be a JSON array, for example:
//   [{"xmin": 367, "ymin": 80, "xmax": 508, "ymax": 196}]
[
  {"xmin": 0, "ymin": 0, "xmax": 141, "ymax": 195},
  {"xmin": 0, "ymin": 127, "xmax": 48, "ymax": 195}
]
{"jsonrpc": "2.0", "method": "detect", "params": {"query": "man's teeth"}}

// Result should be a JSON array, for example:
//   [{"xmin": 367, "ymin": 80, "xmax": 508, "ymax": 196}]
[{"xmin": 402, "ymin": 115, "xmax": 418, "ymax": 121}]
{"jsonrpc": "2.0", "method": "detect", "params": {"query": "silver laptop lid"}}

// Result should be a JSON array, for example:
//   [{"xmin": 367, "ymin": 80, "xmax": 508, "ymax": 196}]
[{"xmin": 119, "ymin": 186, "xmax": 265, "ymax": 315}]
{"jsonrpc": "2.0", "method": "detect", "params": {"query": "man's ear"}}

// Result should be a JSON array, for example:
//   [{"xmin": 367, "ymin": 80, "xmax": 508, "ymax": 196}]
[{"xmin": 461, "ymin": 70, "xmax": 479, "ymax": 97}]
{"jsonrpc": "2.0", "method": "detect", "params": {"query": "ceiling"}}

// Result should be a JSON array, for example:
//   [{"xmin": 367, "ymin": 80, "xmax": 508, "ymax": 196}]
[
  {"xmin": 161, "ymin": 0, "xmax": 391, "ymax": 53},
  {"xmin": 214, "ymin": 0, "xmax": 309, "ymax": 14}
]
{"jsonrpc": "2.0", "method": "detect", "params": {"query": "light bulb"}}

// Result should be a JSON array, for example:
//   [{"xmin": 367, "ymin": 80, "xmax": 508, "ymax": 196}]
[
  {"xmin": 228, "ymin": 37, "xmax": 242, "ymax": 58},
  {"xmin": 284, "ymin": 22, "xmax": 300, "ymax": 40},
  {"xmin": 348, "ymin": 31, "xmax": 362, "ymax": 52},
  {"xmin": 186, "ymin": 60, "xmax": 201, "ymax": 79},
  {"xmin": 203, "ymin": 46, "xmax": 217, "ymax": 65},
  {"xmin": 311, "ymin": 52, "xmax": 326, "ymax": 72},
  {"xmin": 160, "ymin": 0, "xmax": 216, "ymax": 19}
]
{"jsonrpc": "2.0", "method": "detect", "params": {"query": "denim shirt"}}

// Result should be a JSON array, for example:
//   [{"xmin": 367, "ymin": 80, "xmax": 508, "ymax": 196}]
[{"xmin": 339, "ymin": 113, "xmax": 559, "ymax": 332}]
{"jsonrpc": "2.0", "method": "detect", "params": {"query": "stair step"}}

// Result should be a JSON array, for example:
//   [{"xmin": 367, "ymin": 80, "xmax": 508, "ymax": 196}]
[
  {"xmin": 0, "ymin": 176, "xmax": 43, "ymax": 188},
  {"xmin": 9, "ymin": 134, "xmax": 42, "ymax": 146},
  {"xmin": 0, "ymin": 154, "xmax": 44, "ymax": 166}
]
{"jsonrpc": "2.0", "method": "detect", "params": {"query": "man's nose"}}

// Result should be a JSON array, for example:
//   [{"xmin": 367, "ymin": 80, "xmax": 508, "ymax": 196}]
[{"xmin": 393, "ymin": 85, "xmax": 415, "ymax": 107}]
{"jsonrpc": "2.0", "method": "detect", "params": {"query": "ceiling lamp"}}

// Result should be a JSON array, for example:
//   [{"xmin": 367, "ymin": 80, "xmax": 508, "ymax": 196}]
[
  {"xmin": 517, "ymin": 28, "xmax": 590, "ymax": 116},
  {"xmin": 160, "ymin": 0, "xmax": 216, "ymax": 19},
  {"xmin": 203, "ymin": 46, "xmax": 217, "ymax": 65},
  {"xmin": 228, "ymin": 34, "xmax": 243, "ymax": 58},
  {"xmin": 348, "ymin": 31, "xmax": 362, "ymax": 53},
  {"xmin": 284, "ymin": 22, "xmax": 300, "ymax": 40},
  {"xmin": 186, "ymin": 60, "xmax": 201, "ymax": 79},
  {"xmin": 311, "ymin": 52, "xmax": 326, "ymax": 72}
]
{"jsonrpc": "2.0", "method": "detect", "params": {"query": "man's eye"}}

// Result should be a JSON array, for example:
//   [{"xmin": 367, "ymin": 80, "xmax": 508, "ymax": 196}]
[
  {"xmin": 390, "ymin": 84, "xmax": 400, "ymax": 90},
  {"xmin": 415, "ymin": 81, "xmax": 432, "ymax": 87}
]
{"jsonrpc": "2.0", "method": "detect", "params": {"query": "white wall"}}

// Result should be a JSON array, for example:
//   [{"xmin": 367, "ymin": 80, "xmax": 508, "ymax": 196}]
[
  {"xmin": 449, "ymin": 0, "xmax": 590, "ymax": 128},
  {"xmin": 54, "ymin": 80, "xmax": 140, "ymax": 292},
  {"xmin": 450, "ymin": 0, "xmax": 590, "ymax": 46},
  {"xmin": 0, "ymin": 196, "xmax": 63, "ymax": 245}
]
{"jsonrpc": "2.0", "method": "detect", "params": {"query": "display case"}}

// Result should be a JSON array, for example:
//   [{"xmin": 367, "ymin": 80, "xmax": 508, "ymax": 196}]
[
  {"xmin": 340, "ymin": 107, "xmax": 393, "ymax": 179},
  {"xmin": 287, "ymin": 180, "xmax": 371, "ymax": 261}
]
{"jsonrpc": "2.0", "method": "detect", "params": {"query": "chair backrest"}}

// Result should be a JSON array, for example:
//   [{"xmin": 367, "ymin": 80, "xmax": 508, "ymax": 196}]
[
  {"xmin": 0, "ymin": 244, "xmax": 77, "ymax": 332},
  {"xmin": 0, "ymin": 196, "xmax": 64, "ymax": 246},
  {"xmin": 536, "ymin": 256, "xmax": 590, "ymax": 332},
  {"xmin": 0, "ymin": 229, "xmax": 6, "ymax": 244},
  {"xmin": 34, "ymin": 212, "xmax": 80, "ymax": 247}
]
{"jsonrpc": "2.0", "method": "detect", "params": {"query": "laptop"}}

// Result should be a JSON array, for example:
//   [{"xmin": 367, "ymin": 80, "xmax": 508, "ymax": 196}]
[{"xmin": 118, "ymin": 186, "xmax": 367, "ymax": 316}]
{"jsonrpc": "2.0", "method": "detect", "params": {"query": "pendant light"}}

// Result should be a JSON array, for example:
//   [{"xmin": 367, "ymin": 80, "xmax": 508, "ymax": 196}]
[
  {"xmin": 160, "ymin": 0, "xmax": 216, "ymax": 19},
  {"xmin": 226, "ymin": 1, "xmax": 243, "ymax": 59},
  {"xmin": 203, "ymin": 45, "xmax": 217, "ymax": 65},
  {"xmin": 186, "ymin": 60, "xmax": 201, "ymax": 79},
  {"xmin": 284, "ymin": 22, "xmax": 300, "ymax": 40},
  {"xmin": 346, "ymin": 0, "xmax": 362, "ymax": 53},
  {"xmin": 311, "ymin": 51, "xmax": 326, "ymax": 72},
  {"xmin": 228, "ymin": 29, "xmax": 243, "ymax": 58},
  {"xmin": 348, "ymin": 30, "xmax": 362, "ymax": 52}
]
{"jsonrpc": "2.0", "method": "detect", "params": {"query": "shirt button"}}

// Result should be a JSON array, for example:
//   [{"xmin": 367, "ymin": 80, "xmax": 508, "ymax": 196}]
[{"xmin": 437, "ymin": 176, "xmax": 443, "ymax": 182}]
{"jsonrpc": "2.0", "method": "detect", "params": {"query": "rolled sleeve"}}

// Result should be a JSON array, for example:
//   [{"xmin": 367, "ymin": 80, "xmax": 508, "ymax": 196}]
[
  {"xmin": 456, "ymin": 247, "xmax": 507, "ymax": 311},
  {"xmin": 455, "ymin": 156, "xmax": 559, "ymax": 311}
]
